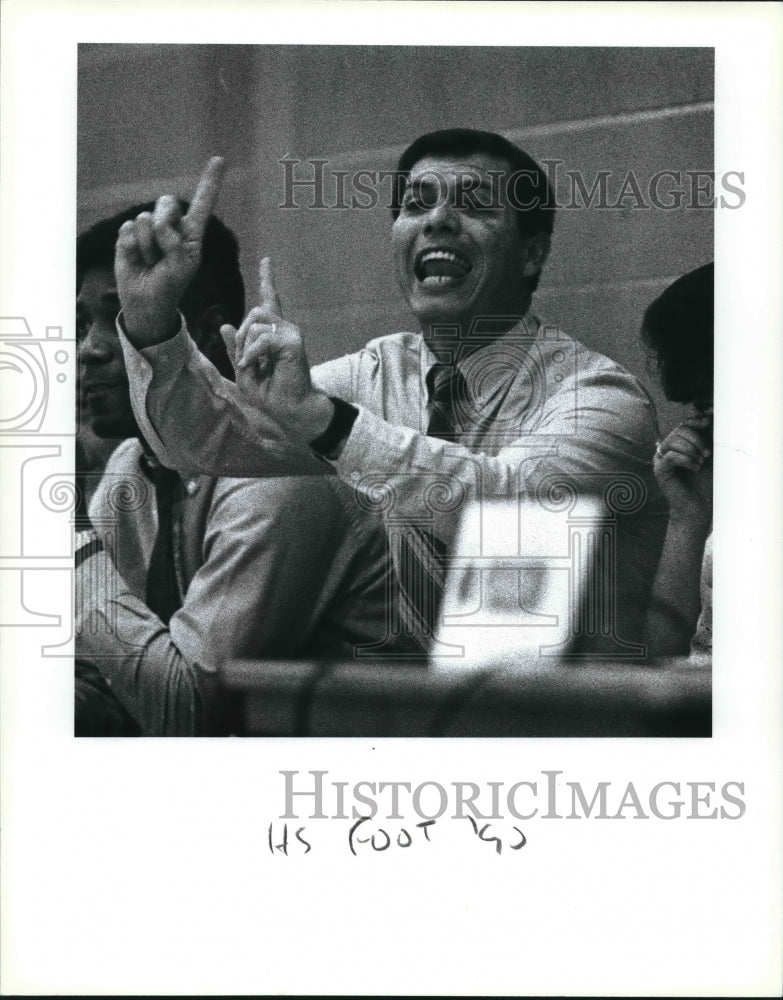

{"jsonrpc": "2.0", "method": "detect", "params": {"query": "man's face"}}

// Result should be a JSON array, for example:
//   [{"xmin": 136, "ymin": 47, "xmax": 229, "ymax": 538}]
[
  {"xmin": 77, "ymin": 265, "xmax": 139, "ymax": 439},
  {"xmin": 391, "ymin": 153, "xmax": 545, "ymax": 336}
]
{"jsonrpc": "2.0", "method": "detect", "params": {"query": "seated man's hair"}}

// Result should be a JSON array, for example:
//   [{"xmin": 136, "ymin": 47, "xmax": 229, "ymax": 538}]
[
  {"xmin": 77, "ymin": 201, "xmax": 245, "ymax": 379},
  {"xmin": 641, "ymin": 262, "xmax": 714, "ymax": 403}
]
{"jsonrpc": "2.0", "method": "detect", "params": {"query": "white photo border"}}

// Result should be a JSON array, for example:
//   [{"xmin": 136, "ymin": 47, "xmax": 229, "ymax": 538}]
[{"xmin": 1, "ymin": 2, "xmax": 781, "ymax": 996}]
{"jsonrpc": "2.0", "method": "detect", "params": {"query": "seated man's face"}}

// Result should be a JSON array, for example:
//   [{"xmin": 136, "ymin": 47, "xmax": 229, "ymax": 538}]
[
  {"xmin": 77, "ymin": 265, "xmax": 139, "ymax": 439},
  {"xmin": 392, "ymin": 153, "xmax": 542, "ymax": 336}
]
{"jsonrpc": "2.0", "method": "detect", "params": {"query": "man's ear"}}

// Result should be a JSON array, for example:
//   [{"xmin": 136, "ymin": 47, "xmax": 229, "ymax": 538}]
[{"xmin": 521, "ymin": 232, "xmax": 551, "ymax": 280}]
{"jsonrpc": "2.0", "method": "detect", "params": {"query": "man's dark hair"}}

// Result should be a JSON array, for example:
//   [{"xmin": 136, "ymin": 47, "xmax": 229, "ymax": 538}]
[
  {"xmin": 392, "ymin": 128, "xmax": 555, "ymax": 292},
  {"xmin": 641, "ymin": 262, "xmax": 714, "ymax": 404},
  {"xmin": 77, "ymin": 201, "xmax": 245, "ymax": 378}
]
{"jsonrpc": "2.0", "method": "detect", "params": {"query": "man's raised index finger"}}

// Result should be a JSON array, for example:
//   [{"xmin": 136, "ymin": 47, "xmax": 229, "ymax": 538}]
[
  {"xmin": 258, "ymin": 256, "xmax": 283, "ymax": 316},
  {"xmin": 185, "ymin": 156, "xmax": 226, "ymax": 236}
]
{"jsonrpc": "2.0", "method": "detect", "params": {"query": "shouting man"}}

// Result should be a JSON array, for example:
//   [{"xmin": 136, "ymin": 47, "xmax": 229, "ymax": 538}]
[{"xmin": 111, "ymin": 130, "xmax": 667, "ymax": 654}]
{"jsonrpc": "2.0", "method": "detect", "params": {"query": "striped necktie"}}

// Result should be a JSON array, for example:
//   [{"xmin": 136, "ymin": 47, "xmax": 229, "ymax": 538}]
[
  {"xmin": 393, "ymin": 363, "xmax": 469, "ymax": 650},
  {"xmin": 140, "ymin": 455, "xmax": 183, "ymax": 625}
]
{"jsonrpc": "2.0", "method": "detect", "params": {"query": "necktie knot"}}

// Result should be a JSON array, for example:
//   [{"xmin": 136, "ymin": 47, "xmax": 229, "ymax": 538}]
[{"xmin": 427, "ymin": 363, "xmax": 462, "ymax": 400}]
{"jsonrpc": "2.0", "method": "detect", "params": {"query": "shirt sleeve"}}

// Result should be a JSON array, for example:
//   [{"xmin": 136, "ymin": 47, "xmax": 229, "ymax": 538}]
[
  {"xmin": 330, "ymin": 367, "xmax": 661, "ymax": 544},
  {"xmin": 75, "ymin": 476, "xmax": 386, "ymax": 736},
  {"xmin": 75, "ymin": 550, "xmax": 206, "ymax": 736},
  {"xmin": 120, "ymin": 318, "xmax": 659, "ymax": 541},
  {"xmin": 119, "ymin": 317, "xmax": 326, "ymax": 479}
]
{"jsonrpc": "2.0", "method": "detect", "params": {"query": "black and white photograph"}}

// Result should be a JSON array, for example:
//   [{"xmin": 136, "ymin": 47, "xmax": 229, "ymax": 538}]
[
  {"xmin": 1, "ymin": 2, "xmax": 781, "ymax": 995},
  {"xmin": 74, "ymin": 42, "xmax": 714, "ymax": 738}
]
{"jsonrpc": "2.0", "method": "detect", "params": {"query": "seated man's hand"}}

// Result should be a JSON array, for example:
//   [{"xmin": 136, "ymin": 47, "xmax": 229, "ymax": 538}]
[
  {"xmin": 115, "ymin": 156, "xmax": 226, "ymax": 348},
  {"xmin": 654, "ymin": 412, "xmax": 713, "ymax": 534},
  {"xmin": 221, "ymin": 257, "xmax": 334, "ymax": 444}
]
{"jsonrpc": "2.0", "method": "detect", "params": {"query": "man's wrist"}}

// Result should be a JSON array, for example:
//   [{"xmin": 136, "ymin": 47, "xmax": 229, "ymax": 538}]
[
  {"xmin": 666, "ymin": 511, "xmax": 712, "ymax": 541},
  {"xmin": 118, "ymin": 308, "xmax": 181, "ymax": 349},
  {"xmin": 294, "ymin": 392, "xmax": 334, "ymax": 443},
  {"xmin": 308, "ymin": 396, "xmax": 358, "ymax": 459}
]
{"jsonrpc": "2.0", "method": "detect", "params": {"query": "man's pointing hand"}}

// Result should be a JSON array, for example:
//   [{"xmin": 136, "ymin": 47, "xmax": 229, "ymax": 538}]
[
  {"xmin": 221, "ymin": 256, "xmax": 335, "ymax": 445},
  {"xmin": 115, "ymin": 156, "xmax": 226, "ymax": 347}
]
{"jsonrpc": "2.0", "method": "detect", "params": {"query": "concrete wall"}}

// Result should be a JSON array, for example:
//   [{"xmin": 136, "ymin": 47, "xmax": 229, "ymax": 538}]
[{"xmin": 78, "ymin": 45, "xmax": 713, "ymax": 434}]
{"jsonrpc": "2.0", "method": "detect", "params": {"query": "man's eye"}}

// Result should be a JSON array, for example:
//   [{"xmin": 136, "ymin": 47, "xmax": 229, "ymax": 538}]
[
  {"xmin": 75, "ymin": 315, "xmax": 89, "ymax": 341},
  {"xmin": 463, "ymin": 200, "xmax": 498, "ymax": 217},
  {"xmin": 403, "ymin": 187, "xmax": 445, "ymax": 213},
  {"xmin": 401, "ymin": 193, "xmax": 425, "ymax": 213}
]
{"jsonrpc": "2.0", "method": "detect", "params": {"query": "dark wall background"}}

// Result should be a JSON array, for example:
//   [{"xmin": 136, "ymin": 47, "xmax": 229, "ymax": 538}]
[{"xmin": 78, "ymin": 45, "xmax": 713, "ymax": 434}]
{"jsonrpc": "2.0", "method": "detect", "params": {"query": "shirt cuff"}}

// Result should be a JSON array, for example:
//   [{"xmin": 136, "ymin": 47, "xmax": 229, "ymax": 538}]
[
  {"xmin": 117, "ymin": 309, "xmax": 192, "ymax": 366},
  {"xmin": 309, "ymin": 396, "xmax": 358, "ymax": 458},
  {"xmin": 331, "ymin": 404, "xmax": 420, "ymax": 485},
  {"xmin": 75, "ymin": 529, "xmax": 104, "ymax": 568},
  {"xmin": 117, "ymin": 312, "xmax": 193, "ymax": 466},
  {"xmin": 75, "ymin": 547, "xmax": 123, "ymax": 635}
]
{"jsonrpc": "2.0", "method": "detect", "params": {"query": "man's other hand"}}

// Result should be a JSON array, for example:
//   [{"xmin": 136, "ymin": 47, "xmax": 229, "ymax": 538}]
[
  {"xmin": 114, "ymin": 156, "xmax": 226, "ymax": 347},
  {"xmin": 220, "ymin": 257, "xmax": 334, "ymax": 444}
]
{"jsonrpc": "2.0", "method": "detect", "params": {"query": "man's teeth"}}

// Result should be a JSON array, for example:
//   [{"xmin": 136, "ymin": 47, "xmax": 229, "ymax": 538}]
[
  {"xmin": 418, "ymin": 249, "xmax": 471, "ymax": 283},
  {"xmin": 421, "ymin": 250, "xmax": 470, "ymax": 270}
]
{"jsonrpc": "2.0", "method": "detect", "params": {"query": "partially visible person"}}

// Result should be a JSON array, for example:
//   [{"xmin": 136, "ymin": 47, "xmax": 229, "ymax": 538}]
[
  {"xmin": 75, "ymin": 347, "xmax": 123, "ymax": 518},
  {"xmin": 75, "ymin": 202, "xmax": 410, "ymax": 737},
  {"xmin": 76, "ymin": 418, "xmax": 122, "ymax": 499},
  {"xmin": 642, "ymin": 262, "xmax": 713, "ymax": 657}
]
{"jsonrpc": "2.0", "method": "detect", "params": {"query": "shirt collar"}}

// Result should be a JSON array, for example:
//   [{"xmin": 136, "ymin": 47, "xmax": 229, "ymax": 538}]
[
  {"xmin": 137, "ymin": 435, "xmax": 173, "ymax": 476},
  {"xmin": 135, "ymin": 436, "xmax": 203, "ymax": 494},
  {"xmin": 419, "ymin": 312, "xmax": 542, "ymax": 406}
]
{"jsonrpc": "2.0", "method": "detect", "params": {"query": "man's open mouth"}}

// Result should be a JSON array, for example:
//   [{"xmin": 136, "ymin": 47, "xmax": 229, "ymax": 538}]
[{"xmin": 414, "ymin": 248, "xmax": 472, "ymax": 285}]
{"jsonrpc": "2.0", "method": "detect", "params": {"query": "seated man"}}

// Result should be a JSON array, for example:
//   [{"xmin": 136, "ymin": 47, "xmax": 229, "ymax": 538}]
[
  {"xmin": 112, "ymin": 130, "xmax": 667, "ymax": 655},
  {"xmin": 75, "ymin": 203, "xmax": 411, "ymax": 737}
]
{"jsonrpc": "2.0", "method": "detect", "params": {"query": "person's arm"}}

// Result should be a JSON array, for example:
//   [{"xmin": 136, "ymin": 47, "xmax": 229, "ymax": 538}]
[
  {"xmin": 76, "ymin": 475, "xmax": 383, "ymax": 735},
  {"xmin": 118, "ymin": 313, "xmax": 328, "ymax": 478},
  {"xmin": 75, "ymin": 535, "xmax": 206, "ymax": 736},
  {"xmin": 229, "ymin": 268, "xmax": 660, "ymax": 528},
  {"xmin": 113, "ymin": 157, "xmax": 343, "ymax": 477},
  {"xmin": 124, "ymin": 313, "xmax": 658, "ymax": 545},
  {"xmin": 115, "ymin": 157, "xmax": 226, "ymax": 351},
  {"xmin": 128, "ymin": 271, "xmax": 658, "ymax": 532},
  {"xmin": 310, "ymin": 366, "xmax": 659, "ymax": 557},
  {"xmin": 644, "ymin": 416, "xmax": 713, "ymax": 656}
]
